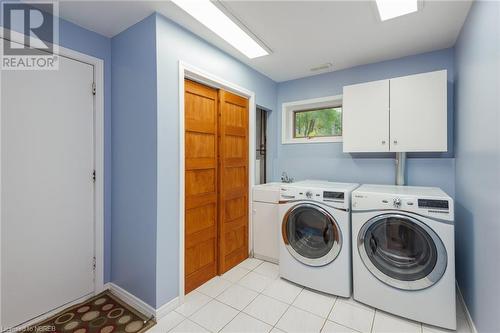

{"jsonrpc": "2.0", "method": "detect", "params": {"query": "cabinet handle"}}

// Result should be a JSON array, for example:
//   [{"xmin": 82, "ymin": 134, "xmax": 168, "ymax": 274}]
[
  {"xmin": 381, "ymin": 140, "xmax": 386, "ymax": 145},
  {"xmin": 393, "ymin": 140, "xmax": 398, "ymax": 144}
]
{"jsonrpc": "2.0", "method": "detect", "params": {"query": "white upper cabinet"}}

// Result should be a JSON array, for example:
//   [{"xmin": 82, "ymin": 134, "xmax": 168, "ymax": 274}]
[
  {"xmin": 390, "ymin": 70, "xmax": 447, "ymax": 152},
  {"xmin": 342, "ymin": 70, "xmax": 447, "ymax": 153},
  {"xmin": 342, "ymin": 79, "xmax": 390, "ymax": 152}
]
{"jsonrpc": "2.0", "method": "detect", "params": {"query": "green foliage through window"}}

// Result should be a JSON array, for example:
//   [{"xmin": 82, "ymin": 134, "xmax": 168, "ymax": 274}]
[{"xmin": 294, "ymin": 107, "xmax": 342, "ymax": 138}]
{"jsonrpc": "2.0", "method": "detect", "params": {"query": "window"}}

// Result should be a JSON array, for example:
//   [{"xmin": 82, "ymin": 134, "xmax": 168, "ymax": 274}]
[
  {"xmin": 282, "ymin": 95, "xmax": 343, "ymax": 144},
  {"xmin": 293, "ymin": 107, "xmax": 342, "ymax": 139}
]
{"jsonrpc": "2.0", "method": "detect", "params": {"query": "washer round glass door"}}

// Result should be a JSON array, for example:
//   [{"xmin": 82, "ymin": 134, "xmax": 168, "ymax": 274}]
[
  {"xmin": 358, "ymin": 213, "xmax": 447, "ymax": 290},
  {"xmin": 282, "ymin": 203, "xmax": 342, "ymax": 267}
]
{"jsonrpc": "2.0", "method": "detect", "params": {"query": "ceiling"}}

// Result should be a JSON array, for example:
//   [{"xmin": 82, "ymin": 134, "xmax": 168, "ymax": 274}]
[{"xmin": 51, "ymin": 0, "xmax": 472, "ymax": 82}]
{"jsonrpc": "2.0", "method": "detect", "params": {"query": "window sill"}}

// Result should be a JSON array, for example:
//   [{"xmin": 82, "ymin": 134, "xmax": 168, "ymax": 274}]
[{"xmin": 282, "ymin": 136, "xmax": 343, "ymax": 144}]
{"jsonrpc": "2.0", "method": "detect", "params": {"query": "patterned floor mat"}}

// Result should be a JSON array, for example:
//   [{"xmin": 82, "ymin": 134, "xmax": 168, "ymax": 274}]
[{"xmin": 21, "ymin": 290, "xmax": 156, "ymax": 333}]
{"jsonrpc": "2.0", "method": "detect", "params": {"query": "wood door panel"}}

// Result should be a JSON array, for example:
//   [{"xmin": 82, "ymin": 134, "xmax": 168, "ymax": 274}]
[
  {"xmin": 185, "ymin": 238, "xmax": 216, "ymax": 273},
  {"xmin": 224, "ymin": 223, "xmax": 247, "ymax": 254},
  {"xmin": 185, "ymin": 159, "xmax": 216, "ymax": 170},
  {"xmin": 186, "ymin": 193, "xmax": 217, "ymax": 210},
  {"xmin": 185, "ymin": 79, "xmax": 218, "ymax": 293},
  {"xmin": 186, "ymin": 132, "xmax": 216, "ymax": 159},
  {"xmin": 186, "ymin": 228, "xmax": 217, "ymax": 249},
  {"xmin": 186, "ymin": 204, "xmax": 216, "ymax": 235},
  {"xmin": 223, "ymin": 247, "xmax": 248, "ymax": 271},
  {"xmin": 224, "ymin": 135, "xmax": 246, "ymax": 159},
  {"xmin": 185, "ymin": 120, "xmax": 216, "ymax": 134},
  {"xmin": 185, "ymin": 245, "xmax": 217, "ymax": 293},
  {"xmin": 224, "ymin": 103, "xmax": 246, "ymax": 127},
  {"xmin": 224, "ymin": 196, "xmax": 246, "ymax": 222},
  {"xmin": 185, "ymin": 169, "xmax": 216, "ymax": 196},
  {"xmin": 218, "ymin": 90, "xmax": 249, "ymax": 274},
  {"xmin": 224, "ymin": 166, "xmax": 247, "ymax": 191},
  {"xmin": 224, "ymin": 215, "xmax": 247, "ymax": 230},
  {"xmin": 186, "ymin": 93, "xmax": 217, "ymax": 123},
  {"xmin": 225, "ymin": 126, "xmax": 247, "ymax": 137}
]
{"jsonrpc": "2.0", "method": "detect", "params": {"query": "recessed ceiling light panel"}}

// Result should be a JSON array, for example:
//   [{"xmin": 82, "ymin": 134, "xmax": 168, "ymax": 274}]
[
  {"xmin": 171, "ymin": 0, "xmax": 269, "ymax": 59},
  {"xmin": 375, "ymin": 0, "xmax": 419, "ymax": 21}
]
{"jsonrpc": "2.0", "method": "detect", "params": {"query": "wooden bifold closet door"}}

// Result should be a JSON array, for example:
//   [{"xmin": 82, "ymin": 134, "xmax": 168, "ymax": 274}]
[
  {"xmin": 218, "ymin": 90, "xmax": 249, "ymax": 274},
  {"xmin": 184, "ymin": 80, "xmax": 249, "ymax": 294},
  {"xmin": 184, "ymin": 80, "xmax": 219, "ymax": 294}
]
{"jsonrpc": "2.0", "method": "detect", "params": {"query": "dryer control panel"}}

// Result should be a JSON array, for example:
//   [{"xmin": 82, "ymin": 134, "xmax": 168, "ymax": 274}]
[
  {"xmin": 351, "ymin": 185, "xmax": 454, "ymax": 221},
  {"xmin": 418, "ymin": 199, "xmax": 449, "ymax": 210}
]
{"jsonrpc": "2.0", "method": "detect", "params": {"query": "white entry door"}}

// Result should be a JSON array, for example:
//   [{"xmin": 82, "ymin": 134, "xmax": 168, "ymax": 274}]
[{"xmin": 1, "ymin": 54, "xmax": 95, "ymax": 328}]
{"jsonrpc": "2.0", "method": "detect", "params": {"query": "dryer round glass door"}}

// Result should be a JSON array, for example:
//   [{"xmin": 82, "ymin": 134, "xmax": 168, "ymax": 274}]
[
  {"xmin": 358, "ymin": 213, "xmax": 447, "ymax": 290},
  {"xmin": 282, "ymin": 203, "xmax": 342, "ymax": 267}
]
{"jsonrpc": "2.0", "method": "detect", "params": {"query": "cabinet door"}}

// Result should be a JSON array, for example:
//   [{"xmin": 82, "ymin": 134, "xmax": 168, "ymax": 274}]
[
  {"xmin": 390, "ymin": 70, "xmax": 447, "ymax": 152},
  {"xmin": 343, "ymin": 80, "xmax": 390, "ymax": 152},
  {"xmin": 252, "ymin": 202, "xmax": 279, "ymax": 262}
]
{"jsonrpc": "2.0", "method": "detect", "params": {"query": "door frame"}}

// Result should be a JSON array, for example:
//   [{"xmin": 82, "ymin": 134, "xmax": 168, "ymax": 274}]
[
  {"xmin": 0, "ymin": 29, "xmax": 105, "ymax": 327},
  {"xmin": 178, "ymin": 61, "xmax": 256, "ymax": 301}
]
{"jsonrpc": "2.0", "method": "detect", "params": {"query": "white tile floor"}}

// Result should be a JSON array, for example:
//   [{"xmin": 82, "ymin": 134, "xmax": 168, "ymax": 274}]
[{"xmin": 152, "ymin": 259, "xmax": 473, "ymax": 333}]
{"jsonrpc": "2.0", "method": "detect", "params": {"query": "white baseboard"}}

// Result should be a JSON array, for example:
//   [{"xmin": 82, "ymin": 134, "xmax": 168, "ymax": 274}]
[
  {"xmin": 253, "ymin": 253, "xmax": 279, "ymax": 264},
  {"xmin": 456, "ymin": 282, "xmax": 478, "ymax": 333},
  {"xmin": 155, "ymin": 297, "xmax": 180, "ymax": 319},
  {"xmin": 105, "ymin": 283, "xmax": 156, "ymax": 318},
  {"xmin": 105, "ymin": 283, "xmax": 179, "ymax": 320}
]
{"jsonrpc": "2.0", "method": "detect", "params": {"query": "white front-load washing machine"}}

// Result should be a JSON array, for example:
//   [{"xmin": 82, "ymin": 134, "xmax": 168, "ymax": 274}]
[
  {"xmin": 279, "ymin": 181, "xmax": 359, "ymax": 297},
  {"xmin": 351, "ymin": 184, "xmax": 456, "ymax": 330}
]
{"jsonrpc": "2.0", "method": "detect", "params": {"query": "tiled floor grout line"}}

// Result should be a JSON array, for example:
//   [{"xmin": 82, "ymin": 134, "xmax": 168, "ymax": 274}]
[
  {"xmin": 319, "ymin": 295, "xmax": 338, "ymax": 332},
  {"xmin": 251, "ymin": 260, "xmax": 282, "ymax": 332},
  {"xmin": 178, "ymin": 260, "xmax": 356, "ymax": 333},
  {"xmin": 187, "ymin": 260, "xmax": 279, "ymax": 333},
  {"xmin": 237, "ymin": 269, "xmax": 342, "ymax": 323},
  {"xmin": 369, "ymin": 309, "xmax": 377, "ymax": 333},
  {"xmin": 248, "ymin": 262, "xmax": 374, "ymax": 333},
  {"xmin": 245, "ymin": 260, "xmax": 293, "ymax": 332},
  {"xmin": 325, "ymin": 303, "xmax": 365, "ymax": 333},
  {"xmin": 237, "ymin": 261, "xmax": 279, "ymax": 332},
  {"xmin": 168, "ymin": 259, "xmax": 458, "ymax": 333},
  {"xmin": 178, "ymin": 262, "xmax": 315, "ymax": 333},
  {"xmin": 269, "ymin": 284, "xmax": 304, "ymax": 332}
]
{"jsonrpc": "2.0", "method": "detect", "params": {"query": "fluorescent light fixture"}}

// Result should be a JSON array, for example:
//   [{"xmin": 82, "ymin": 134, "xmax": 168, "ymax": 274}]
[
  {"xmin": 171, "ymin": 0, "xmax": 269, "ymax": 58},
  {"xmin": 375, "ymin": 0, "xmax": 418, "ymax": 21}
]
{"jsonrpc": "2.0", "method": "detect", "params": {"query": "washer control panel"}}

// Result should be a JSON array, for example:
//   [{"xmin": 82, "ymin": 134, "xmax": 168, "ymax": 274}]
[{"xmin": 280, "ymin": 186, "xmax": 347, "ymax": 209}]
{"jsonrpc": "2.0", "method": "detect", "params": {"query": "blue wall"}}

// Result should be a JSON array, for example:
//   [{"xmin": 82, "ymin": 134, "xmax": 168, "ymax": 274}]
[
  {"xmin": 155, "ymin": 13, "xmax": 277, "ymax": 307},
  {"xmin": 109, "ymin": 12, "xmax": 277, "ymax": 308},
  {"xmin": 454, "ymin": 1, "xmax": 500, "ymax": 332},
  {"xmin": 110, "ymin": 15, "xmax": 158, "ymax": 307},
  {"xmin": 270, "ymin": 49, "xmax": 456, "ymax": 197},
  {"xmin": 0, "ymin": 3, "xmax": 113, "ymax": 283}
]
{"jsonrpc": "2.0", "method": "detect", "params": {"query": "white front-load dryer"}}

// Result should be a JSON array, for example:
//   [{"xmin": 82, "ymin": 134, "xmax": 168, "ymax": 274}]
[
  {"xmin": 279, "ymin": 181, "xmax": 359, "ymax": 297},
  {"xmin": 352, "ymin": 184, "xmax": 456, "ymax": 330}
]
